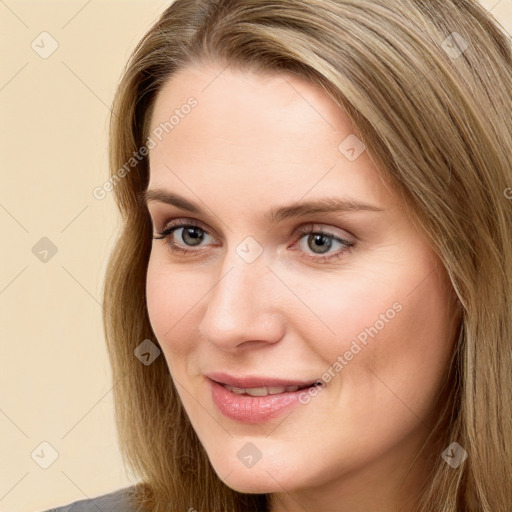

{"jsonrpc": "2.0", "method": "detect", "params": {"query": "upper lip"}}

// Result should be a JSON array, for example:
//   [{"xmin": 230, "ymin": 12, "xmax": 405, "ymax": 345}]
[{"xmin": 206, "ymin": 372, "xmax": 320, "ymax": 389}]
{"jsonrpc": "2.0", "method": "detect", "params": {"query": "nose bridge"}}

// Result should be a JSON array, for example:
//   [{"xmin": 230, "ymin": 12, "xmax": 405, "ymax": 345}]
[{"xmin": 198, "ymin": 241, "xmax": 281, "ymax": 348}]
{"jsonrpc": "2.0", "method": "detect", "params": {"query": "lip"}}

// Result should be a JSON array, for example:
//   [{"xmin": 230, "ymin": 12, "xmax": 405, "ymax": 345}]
[
  {"xmin": 206, "ymin": 371, "xmax": 319, "ymax": 389},
  {"xmin": 209, "ymin": 379, "xmax": 315, "ymax": 423}
]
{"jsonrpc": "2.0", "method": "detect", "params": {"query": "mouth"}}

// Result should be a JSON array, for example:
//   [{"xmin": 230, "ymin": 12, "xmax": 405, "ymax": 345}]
[
  {"xmin": 206, "ymin": 372, "xmax": 322, "ymax": 395},
  {"xmin": 206, "ymin": 373, "xmax": 325, "ymax": 423}
]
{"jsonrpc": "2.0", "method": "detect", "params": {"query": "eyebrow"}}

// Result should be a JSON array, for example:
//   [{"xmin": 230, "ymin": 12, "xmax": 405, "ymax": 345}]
[{"xmin": 140, "ymin": 189, "xmax": 383, "ymax": 224}]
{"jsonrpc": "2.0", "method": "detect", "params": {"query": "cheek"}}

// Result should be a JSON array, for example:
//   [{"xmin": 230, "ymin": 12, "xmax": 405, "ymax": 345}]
[
  {"xmin": 145, "ymin": 255, "xmax": 202, "ymax": 364},
  {"xmin": 321, "ymin": 260, "xmax": 458, "ymax": 428},
  {"xmin": 295, "ymin": 248, "xmax": 458, "ymax": 396}
]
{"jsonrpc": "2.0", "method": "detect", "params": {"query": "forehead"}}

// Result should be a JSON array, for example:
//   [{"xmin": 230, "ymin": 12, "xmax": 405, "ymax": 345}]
[
  {"xmin": 146, "ymin": 62, "xmax": 391, "ymax": 210},
  {"xmin": 148, "ymin": 62, "xmax": 352, "ymax": 134}
]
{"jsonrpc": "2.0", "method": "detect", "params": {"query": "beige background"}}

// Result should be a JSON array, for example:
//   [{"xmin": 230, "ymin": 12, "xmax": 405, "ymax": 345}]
[{"xmin": 0, "ymin": 1, "xmax": 510, "ymax": 511}]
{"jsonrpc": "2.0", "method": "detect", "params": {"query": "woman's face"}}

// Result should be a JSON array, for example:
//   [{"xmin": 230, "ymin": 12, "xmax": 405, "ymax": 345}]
[{"xmin": 145, "ymin": 62, "xmax": 461, "ymax": 509}]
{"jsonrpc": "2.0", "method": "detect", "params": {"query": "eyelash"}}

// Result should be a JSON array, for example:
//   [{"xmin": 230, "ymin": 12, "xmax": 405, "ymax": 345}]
[{"xmin": 152, "ymin": 219, "xmax": 354, "ymax": 263}]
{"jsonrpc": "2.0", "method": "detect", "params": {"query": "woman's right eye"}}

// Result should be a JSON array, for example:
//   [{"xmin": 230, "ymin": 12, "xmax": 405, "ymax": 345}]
[{"xmin": 153, "ymin": 221, "xmax": 215, "ymax": 255}]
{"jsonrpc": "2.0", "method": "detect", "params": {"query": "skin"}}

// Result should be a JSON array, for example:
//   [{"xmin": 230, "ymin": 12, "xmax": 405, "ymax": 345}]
[{"xmin": 145, "ymin": 61, "xmax": 462, "ymax": 512}]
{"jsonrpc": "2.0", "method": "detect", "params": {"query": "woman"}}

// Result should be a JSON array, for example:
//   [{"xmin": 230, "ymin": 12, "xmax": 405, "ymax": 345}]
[{"xmin": 44, "ymin": 0, "xmax": 512, "ymax": 510}]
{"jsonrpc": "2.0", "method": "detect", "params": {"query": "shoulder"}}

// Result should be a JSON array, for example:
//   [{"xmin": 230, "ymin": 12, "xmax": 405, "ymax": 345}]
[{"xmin": 39, "ymin": 485, "xmax": 138, "ymax": 512}]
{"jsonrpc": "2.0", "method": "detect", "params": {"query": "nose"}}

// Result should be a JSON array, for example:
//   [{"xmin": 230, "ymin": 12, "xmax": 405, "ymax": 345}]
[{"xmin": 198, "ymin": 246, "xmax": 284, "ymax": 351}]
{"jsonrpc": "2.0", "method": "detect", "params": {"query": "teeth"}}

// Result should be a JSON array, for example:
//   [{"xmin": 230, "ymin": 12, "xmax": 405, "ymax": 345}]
[{"xmin": 224, "ymin": 384, "xmax": 302, "ymax": 396}]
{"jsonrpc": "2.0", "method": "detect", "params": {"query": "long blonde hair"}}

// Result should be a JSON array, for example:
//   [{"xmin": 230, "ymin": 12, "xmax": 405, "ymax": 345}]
[{"xmin": 103, "ymin": 1, "xmax": 512, "ymax": 510}]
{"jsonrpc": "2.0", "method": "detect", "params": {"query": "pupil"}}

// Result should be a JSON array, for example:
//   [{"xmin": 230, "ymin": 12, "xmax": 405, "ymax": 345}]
[{"xmin": 308, "ymin": 233, "xmax": 331, "ymax": 254}]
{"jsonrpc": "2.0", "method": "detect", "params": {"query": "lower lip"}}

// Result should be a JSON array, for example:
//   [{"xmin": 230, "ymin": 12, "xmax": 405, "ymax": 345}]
[{"xmin": 209, "ymin": 379, "xmax": 312, "ymax": 424}]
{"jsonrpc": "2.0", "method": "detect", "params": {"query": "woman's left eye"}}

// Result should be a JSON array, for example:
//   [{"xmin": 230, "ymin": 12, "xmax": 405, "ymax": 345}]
[
  {"xmin": 293, "ymin": 226, "xmax": 354, "ymax": 262},
  {"xmin": 153, "ymin": 221, "xmax": 354, "ymax": 263}
]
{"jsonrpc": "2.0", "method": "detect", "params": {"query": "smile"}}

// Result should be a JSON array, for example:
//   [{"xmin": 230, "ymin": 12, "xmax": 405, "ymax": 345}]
[{"xmin": 208, "ymin": 378, "xmax": 324, "ymax": 423}]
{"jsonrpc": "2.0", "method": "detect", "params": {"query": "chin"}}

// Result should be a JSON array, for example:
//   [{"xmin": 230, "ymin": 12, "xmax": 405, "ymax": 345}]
[
  {"xmin": 208, "ymin": 450, "xmax": 303, "ymax": 494},
  {"xmin": 218, "ymin": 469, "xmax": 285, "ymax": 494}
]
